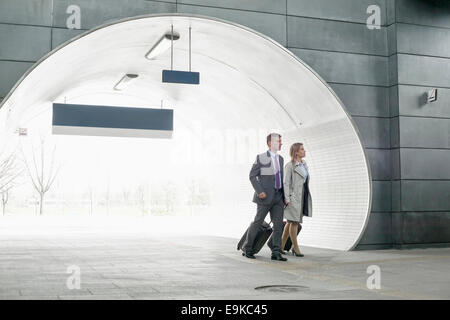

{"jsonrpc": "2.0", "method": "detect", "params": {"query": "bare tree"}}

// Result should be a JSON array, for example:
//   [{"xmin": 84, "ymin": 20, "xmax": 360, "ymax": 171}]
[
  {"xmin": 20, "ymin": 139, "xmax": 61, "ymax": 216},
  {"xmin": 186, "ymin": 179, "xmax": 210, "ymax": 216},
  {"xmin": 83, "ymin": 184, "xmax": 95, "ymax": 216},
  {"xmin": 122, "ymin": 187, "xmax": 131, "ymax": 206},
  {"xmin": 87, "ymin": 184, "xmax": 94, "ymax": 216},
  {"xmin": 0, "ymin": 153, "xmax": 24, "ymax": 215},
  {"xmin": 1, "ymin": 186, "xmax": 11, "ymax": 216},
  {"xmin": 105, "ymin": 177, "xmax": 110, "ymax": 216},
  {"xmin": 162, "ymin": 181, "xmax": 178, "ymax": 214},
  {"xmin": 135, "ymin": 184, "xmax": 147, "ymax": 216}
]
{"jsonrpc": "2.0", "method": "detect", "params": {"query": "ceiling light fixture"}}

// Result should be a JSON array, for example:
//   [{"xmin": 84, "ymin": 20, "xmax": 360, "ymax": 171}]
[
  {"xmin": 145, "ymin": 31, "xmax": 180, "ymax": 60},
  {"xmin": 113, "ymin": 74, "xmax": 138, "ymax": 91}
]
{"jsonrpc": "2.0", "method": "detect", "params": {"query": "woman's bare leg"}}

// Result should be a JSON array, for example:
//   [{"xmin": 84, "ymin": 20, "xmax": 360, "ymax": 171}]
[
  {"xmin": 281, "ymin": 222, "xmax": 291, "ymax": 252},
  {"xmin": 290, "ymin": 223, "xmax": 301, "ymax": 254}
]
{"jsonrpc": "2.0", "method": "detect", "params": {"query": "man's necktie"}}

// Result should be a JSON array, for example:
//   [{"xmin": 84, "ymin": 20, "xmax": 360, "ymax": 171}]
[{"xmin": 275, "ymin": 155, "xmax": 281, "ymax": 189}]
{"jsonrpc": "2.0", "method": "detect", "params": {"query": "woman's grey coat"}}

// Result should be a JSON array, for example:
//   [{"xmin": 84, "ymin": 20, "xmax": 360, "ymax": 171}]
[{"xmin": 283, "ymin": 160, "xmax": 312, "ymax": 223}]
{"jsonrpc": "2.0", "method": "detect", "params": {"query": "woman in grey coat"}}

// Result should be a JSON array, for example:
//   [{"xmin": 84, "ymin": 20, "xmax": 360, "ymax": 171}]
[{"xmin": 281, "ymin": 142, "xmax": 312, "ymax": 257}]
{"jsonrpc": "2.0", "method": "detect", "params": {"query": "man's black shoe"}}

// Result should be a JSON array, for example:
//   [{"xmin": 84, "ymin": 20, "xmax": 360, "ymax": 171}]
[
  {"xmin": 271, "ymin": 253, "xmax": 287, "ymax": 261},
  {"xmin": 242, "ymin": 252, "xmax": 256, "ymax": 259}
]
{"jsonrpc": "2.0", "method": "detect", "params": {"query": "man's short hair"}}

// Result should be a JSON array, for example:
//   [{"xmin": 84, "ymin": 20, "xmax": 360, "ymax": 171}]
[{"xmin": 267, "ymin": 133, "xmax": 282, "ymax": 145}]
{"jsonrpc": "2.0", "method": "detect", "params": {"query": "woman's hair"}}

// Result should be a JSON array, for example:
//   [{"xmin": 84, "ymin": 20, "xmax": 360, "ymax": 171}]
[{"xmin": 289, "ymin": 143, "xmax": 304, "ymax": 164}]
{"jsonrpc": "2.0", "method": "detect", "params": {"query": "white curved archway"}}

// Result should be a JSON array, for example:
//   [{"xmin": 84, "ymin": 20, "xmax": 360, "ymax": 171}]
[{"xmin": 0, "ymin": 14, "xmax": 371, "ymax": 251}]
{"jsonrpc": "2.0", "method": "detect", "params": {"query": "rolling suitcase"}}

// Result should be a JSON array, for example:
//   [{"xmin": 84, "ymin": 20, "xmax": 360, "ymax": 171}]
[
  {"xmin": 267, "ymin": 221, "xmax": 301, "ymax": 251},
  {"xmin": 237, "ymin": 221, "xmax": 272, "ymax": 254}
]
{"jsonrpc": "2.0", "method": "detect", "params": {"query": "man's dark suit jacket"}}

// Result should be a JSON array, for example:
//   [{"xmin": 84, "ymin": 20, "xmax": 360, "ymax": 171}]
[{"xmin": 249, "ymin": 150, "xmax": 285, "ymax": 206}]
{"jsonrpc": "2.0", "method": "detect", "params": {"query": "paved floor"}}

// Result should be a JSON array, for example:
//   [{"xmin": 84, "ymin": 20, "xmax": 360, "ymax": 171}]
[{"xmin": 0, "ymin": 220, "xmax": 449, "ymax": 300}]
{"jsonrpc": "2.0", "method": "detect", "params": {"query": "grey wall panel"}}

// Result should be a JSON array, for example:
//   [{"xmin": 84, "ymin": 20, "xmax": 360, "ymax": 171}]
[
  {"xmin": 178, "ymin": 0, "xmax": 286, "ymax": 14},
  {"xmin": 402, "ymin": 212, "xmax": 450, "ymax": 244},
  {"xmin": 287, "ymin": 16, "xmax": 387, "ymax": 55},
  {"xmin": 389, "ymin": 85, "xmax": 399, "ymax": 117},
  {"xmin": 387, "ymin": 24, "xmax": 397, "ymax": 56},
  {"xmin": 391, "ymin": 148, "xmax": 400, "ymax": 180},
  {"xmin": 290, "ymin": 48, "xmax": 388, "ymax": 86},
  {"xmin": 371, "ymin": 181, "xmax": 391, "ymax": 212},
  {"xmin": 0, "ymin": 0, "xmax": 53, "ymax": 26},
  {"xmin": 287, "ymin": 0, "xmax": 387, "ymax": 25},
  {"xmin": 399, "ymin": 117, "xmax": 450, "ymax": 149},
  {"xmin": 392, "ymin": 180, "xmax": 400, "ymax": 212},
  {"xmin": 53, "ymin": 0, "xmax": 176, "ymax": 29},
  {"xmin": 352, "ymin": 117, "xmax": 390, "ymax": 148},
  {"xmin": 391, "ymin": 211, "xmax": 403, "ymax": 244},
  {"xmin": 397, "ymin": 54, "xmax": 450, "ymax": 88},
  {"xmin": 388, "ymin": 54, "xmax": 398, "ymax": 86},
  {"xmin": 390, "ymin": 117, "xmax": 399, "ymax": 148},
  {"xmin": 401, "ymin": 149, "xmax": 450, "ymax": 180},
  {"xmin": 366, "ymin": 149, "xmax": 391, "ymax": 180},
  {"xmin": 402, "ymin": 180, "xmax": 450, "ymax": 211},
  {"xmin": 354, "ymin": 243, "xmax": 394, "ymax": 249},
  {"xmin": 392, "ymin": 1, "xmax": 450, "ymax": 248},
  {"xmin": 51, "ymin": 28, "xmax": 86, "ymax": 49},
  {"xmin": 329, "ymin": 83, "xmax": 389, "ymax": 117},
  {"xmin": 387, "ymin": 0, "xmax": 396, "ymax": 25},
  {"xmin": 0, "ymin": 24, "xmax": 51, "ymax": 61},
  {"xmin": 395, "ymin": 0, "xmax": 450, "ymax": 29},
  {"xmin": 177, "ymin": 4, "xmax": 287, "ymax": 46},
  {"xmin": 397, "ymin": 23, "xmax": 450, "ymax": 59},
  {"xmin": 398, "ymin": 85, "xmax": 450, "ymax": 118},
  {"xmin": 0, "ymin": 61, "xmax": 34, "ymax": 97},
  {"xmin": 357, "ymin": 211, "xmax": 392, "ymax": 244}
]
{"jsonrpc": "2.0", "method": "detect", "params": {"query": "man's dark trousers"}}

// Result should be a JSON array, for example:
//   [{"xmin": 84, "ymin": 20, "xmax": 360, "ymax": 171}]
[{"xmin": 244, "ymin": 189, "xmax": 284, "ymax": 255}]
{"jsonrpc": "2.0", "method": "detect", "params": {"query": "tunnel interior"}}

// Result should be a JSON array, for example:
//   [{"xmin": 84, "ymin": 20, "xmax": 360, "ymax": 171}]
[{"xmin": 0, "ymin": 14, "xmax": 371, "ymax": 251}]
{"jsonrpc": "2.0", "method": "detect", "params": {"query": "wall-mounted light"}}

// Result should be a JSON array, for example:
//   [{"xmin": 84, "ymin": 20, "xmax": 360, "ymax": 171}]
[
  {"xmin": 427, "ymin": 88, "xmax": 438, "ymax": 103},
  {"xmin": 145, "ymin": 32, "xmax": 180, "ymax": 60},
  {"xmin": 113, "ymin": 74, "xmax": 138, "ymax": 91}
]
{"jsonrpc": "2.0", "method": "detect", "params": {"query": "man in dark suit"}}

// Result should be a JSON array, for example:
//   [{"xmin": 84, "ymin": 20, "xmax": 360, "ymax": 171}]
[{"xmin": 243, "ymin": 133, "xmax": 288, "ymax": 261}]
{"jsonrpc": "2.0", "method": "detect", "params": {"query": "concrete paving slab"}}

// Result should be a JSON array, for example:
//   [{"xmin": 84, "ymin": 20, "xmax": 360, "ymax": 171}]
[{"xmin": 0, "ymin": 225, "xmax": 449, "ymax": 300}]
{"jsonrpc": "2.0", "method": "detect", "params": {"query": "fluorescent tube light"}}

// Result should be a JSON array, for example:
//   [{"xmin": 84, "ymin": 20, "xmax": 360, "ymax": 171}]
[
  {"xmin": 113, "ymin": 74, "xmax": 138, "ymax": 91},
  {"xmin": 145, "ymin": 32, "xmax": 180, "ymax": 60}
]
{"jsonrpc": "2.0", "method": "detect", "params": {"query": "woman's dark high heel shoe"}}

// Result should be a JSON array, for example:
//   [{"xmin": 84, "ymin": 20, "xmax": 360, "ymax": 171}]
[{"xmin": 292, "ymin": 248, "xmax": 304, "ymax": 257}]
